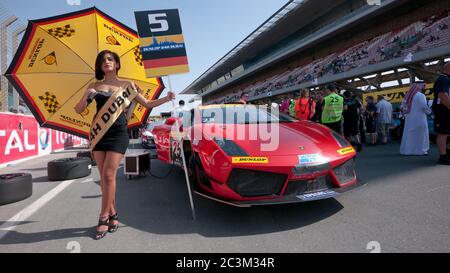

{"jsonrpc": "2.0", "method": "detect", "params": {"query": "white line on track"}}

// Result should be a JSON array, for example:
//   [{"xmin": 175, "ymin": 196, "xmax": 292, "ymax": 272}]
[
  {"xmin": 80, "ymin": 178, "xmax": 93, "ymax": 183},
  {"xmin": 0, "ymin": 178, "xmax": 79, "ymax": 241}
]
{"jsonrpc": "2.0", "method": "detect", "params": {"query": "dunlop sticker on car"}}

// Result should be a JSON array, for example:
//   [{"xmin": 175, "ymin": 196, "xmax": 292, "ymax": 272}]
[
  {"xmin": 232, "ymin": 157, "xmax": 269, "ymax": 164},
  {"xmin": 337, "ymin": 147, "xmax": 355, "ymax": 155}
]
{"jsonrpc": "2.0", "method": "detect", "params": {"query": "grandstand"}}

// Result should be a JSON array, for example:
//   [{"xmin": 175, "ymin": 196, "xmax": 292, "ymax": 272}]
[{"xmin": 182, "ymin": 0, "xmax": 450, "ymax": 105}]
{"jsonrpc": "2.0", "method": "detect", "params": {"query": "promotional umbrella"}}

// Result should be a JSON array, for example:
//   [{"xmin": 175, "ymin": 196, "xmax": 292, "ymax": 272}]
[{"xmin": 4, "ymin": 7, "xmax": 164, "ymax": 138}]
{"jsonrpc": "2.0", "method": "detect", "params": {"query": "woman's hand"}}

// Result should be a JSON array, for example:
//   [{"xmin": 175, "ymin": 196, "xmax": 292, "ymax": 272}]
[
  {"xmin": 74, "ymin": 88, "xmax": 96, "ymax": 114},
  {"xmin": 131, "ymin": 82, "xmax": 140, "ymax": 92},
  {"xmin": 74, "ymin": 100, "xmax": 87, "ymax": 114},
  {"xmin": 166, "ymin": 91, "xmax": 176, "ymax": 101}
]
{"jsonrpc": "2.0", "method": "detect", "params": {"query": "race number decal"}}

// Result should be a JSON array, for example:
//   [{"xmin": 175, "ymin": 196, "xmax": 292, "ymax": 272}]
[{"xmin": 170, "ymin": 138, "xmax": 183, "ymax": 166}]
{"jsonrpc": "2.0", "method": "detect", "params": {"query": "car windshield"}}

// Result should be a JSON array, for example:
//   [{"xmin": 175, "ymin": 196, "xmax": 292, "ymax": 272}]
[{"xmin": 200, "ymin": 105, "xmax": 297, "ymax": 124}]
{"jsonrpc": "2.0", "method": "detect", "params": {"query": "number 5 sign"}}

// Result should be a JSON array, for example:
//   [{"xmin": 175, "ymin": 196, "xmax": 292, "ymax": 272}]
[{"xmin": 134, "ymin": 9, "xmax": 190, "ymax": 77}]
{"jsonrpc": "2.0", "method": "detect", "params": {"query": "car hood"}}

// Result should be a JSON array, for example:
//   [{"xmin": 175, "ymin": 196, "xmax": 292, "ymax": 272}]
[{"xmin": 202, "ymin": 121, "xmax": 343, "ymax": 157}]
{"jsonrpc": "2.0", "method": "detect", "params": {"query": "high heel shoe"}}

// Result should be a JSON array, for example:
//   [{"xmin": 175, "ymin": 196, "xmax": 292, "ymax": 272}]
[
  {"xmin": 108, "ymin": 213, "xmax": 119, "ymax": 233},
  {"xmin": 95, "ymin": 216, "xmax": 110, "ymax": 240}
]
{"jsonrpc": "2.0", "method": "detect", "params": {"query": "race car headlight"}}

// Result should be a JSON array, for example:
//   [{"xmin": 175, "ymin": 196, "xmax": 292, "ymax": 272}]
[
  {"xmin": 213, "ymin": 138, "xmax": 248, "ymax": 156},
  {"xmin": 331, "ymin": 130, "xmax": 350, "ymax": 148},
  {"xmin": 333, "ymin": 159, "xmax": 356, "ymax": 185}
]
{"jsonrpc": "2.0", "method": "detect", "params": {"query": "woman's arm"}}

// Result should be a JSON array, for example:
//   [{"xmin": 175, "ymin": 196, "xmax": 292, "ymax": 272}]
[
  {"xmin": 131, "ymin": 83, "xmax": 175, "ymax": 109},
  {"xmin": 74, "ymin": 83, "xmax": 96, "ymax": 114}
]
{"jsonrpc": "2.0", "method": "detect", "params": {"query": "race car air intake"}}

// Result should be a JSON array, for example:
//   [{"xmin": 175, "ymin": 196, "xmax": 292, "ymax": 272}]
[{"xmin": 333, "ymin": 159, "xmax": 356, "ymax": 185}]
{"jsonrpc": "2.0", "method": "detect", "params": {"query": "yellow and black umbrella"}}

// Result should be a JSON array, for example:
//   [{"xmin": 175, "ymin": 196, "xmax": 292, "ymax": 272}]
[{"xmin": 5, "ymin": 7, "xmax": 164, "ymax": 138}]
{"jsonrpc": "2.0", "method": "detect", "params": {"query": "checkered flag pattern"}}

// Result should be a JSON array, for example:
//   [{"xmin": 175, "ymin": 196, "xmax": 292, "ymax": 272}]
[
  {"xmin": 133, "ymin": 46, "xmax": 143, "ymax": 66},
  {"xmin": 47, "ymin": 24, "xmax": 75, "ymax": 38},
  {"xmin": 38, "ymin": 92, "xmax": 61, "ymax": 114}
]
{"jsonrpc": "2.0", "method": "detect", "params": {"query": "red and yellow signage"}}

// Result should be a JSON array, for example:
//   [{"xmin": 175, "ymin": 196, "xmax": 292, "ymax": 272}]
[{"xmin": 362, "ymin": 84, "xmax": 434, "ymax": 105}]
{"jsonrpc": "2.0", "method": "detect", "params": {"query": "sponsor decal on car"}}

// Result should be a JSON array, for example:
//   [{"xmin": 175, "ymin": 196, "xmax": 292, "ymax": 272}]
[
  {"xmin": 298, "ymin": 154, "xmax": 325, "ymax": 165},
  {"xmin": 337, "ymin": 147, "xmax": 355, "ymax": 155},
  {"xmin": 297, "ymin": 190, "xmax": 337, "ymax": 201},
  {"xmin": 232, "ymin": 157, "xmax": 269, "ymax": 164}
]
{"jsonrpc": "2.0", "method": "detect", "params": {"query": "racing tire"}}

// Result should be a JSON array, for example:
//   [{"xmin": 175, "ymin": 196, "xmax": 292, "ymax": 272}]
[
  {"xmin": 48, "ymin": 157, "xmax": 92, "ymax": 181},
  {"xmin": 76, "ymin": 151, "xmax": 97, "ymax": 166},
  {"xmin": 188, "ymin": 153, "xmax": 210, "ymax": 191},
  {"xmin": 0, "ymin": 173, "xmax": 32, "ymax": 206}
]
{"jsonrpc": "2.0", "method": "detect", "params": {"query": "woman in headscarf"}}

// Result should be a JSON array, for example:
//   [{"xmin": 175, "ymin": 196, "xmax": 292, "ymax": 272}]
[{"xmin": 400, "ymin": 81, "xmax": 432, "ymax": 155}]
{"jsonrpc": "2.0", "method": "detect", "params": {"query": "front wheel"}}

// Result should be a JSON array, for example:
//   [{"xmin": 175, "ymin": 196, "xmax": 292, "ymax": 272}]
[{"xmin": 188, "ymin": 153, "xmax": 212, "ymax": 191}]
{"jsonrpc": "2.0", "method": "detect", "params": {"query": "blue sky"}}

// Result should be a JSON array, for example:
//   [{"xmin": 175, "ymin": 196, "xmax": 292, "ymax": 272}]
[{"xmin": 2, "ymin": 0, "xmax": 287, "ymax": 114}]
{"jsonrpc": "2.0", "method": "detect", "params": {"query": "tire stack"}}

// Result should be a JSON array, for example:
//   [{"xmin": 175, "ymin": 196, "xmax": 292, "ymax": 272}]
[
  {"xmin": 47, "ymin": 157, "xmax": 92, "ymax": 181},
  {"xmin": 0, "ymin": 173, "xmax": 32, "ymax": 206}
]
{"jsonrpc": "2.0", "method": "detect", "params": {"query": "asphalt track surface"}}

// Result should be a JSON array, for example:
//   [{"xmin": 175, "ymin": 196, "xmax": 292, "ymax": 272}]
[{"xmin": 0, "ymin": 140, "xmax": 449, "ymax": 253}]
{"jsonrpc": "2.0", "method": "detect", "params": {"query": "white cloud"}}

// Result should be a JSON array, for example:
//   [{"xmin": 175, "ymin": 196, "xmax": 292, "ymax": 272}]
[
  {"xmin": 366, "ymin": 0, "xmax": 381, "ymax": 6},
  {"xmin": 66, "ymin": 0, "xmax": 81, "ymax": 6}
]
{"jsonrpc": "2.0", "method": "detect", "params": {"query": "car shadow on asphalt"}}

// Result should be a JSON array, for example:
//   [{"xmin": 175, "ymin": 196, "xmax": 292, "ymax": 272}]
[
  {"xmin": 0, "ymin": 157, "xmax": 344, "ymax": 245},
  {"xmin": 111, "ymin": 161, "xmax": 344, "ymax": 238}
]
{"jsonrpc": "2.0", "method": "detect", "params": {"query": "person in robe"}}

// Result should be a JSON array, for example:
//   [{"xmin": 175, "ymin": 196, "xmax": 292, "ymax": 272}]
[{"xmin": 400, "ymin": 82, "xmax": 432, "ymax": 155}]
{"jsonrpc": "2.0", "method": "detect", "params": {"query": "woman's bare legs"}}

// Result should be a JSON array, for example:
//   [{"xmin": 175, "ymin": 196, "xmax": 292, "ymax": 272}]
[
  {"xmin": 100, "ymin": 151, "xmax": 123, "ymax": 227},
  {"xmin": 92, "ymin": 151, "xmax": 108, "ymax": 233},
  {"xmin": 93, "ymin": 151, "xmax": 117, "ymax": 216}
]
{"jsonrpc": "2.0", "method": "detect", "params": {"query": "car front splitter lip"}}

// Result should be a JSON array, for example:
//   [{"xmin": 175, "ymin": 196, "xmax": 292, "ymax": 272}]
[{"xmin": 193, "ymin": 179, "xmax": 367, "ymax": 207}]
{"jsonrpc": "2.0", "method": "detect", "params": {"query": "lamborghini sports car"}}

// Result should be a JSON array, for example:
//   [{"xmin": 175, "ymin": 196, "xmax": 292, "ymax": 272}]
[{"xmin": 152, "ymin": 104, "xmax": 365, "ymax": 207}]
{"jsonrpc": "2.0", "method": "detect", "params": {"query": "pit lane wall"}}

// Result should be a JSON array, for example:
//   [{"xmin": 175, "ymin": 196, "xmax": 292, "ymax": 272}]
[{"xmin": 0, "ymin": 112, "xmax": 88, "ymax": 167}]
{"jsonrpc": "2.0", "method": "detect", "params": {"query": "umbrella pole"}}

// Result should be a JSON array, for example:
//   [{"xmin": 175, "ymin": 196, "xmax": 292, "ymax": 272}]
[{"xmin": 167, "ymin": 75, "xmax": 196, "ymax": 221}]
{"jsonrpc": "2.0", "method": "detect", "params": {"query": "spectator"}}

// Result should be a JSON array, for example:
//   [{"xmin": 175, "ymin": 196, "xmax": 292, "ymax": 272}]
[
  {"xmin": 356, "ymin": 95, "xmax": 366, "ymax": 144},
  {"xmin": 400, "ymin": 82, "xmax": 432, "ymax": 155},
  {"xmin": 343, "ymin": 91, "xmax": 362, "ymax": 151},
  {"xmin": 376, "ymin": 95, "xmax": 393, "ymax": 144},
  {"xmin": 311, "ymin": 91, "xmax": 324, "ymax": 123},
  {"xmin": 289, "ymin": 94, "xmax": 297, "ymax": 117},
  {"xmin": 365, "ymin": 96, "xmax": 377, "ymax": 146},
  {"xmin": 432, "ymin": 62, "xmax": 450, "ymax": 165},
  {"xmin": 172, "ymin": 99, "xmax": 190, "ymax": 118},
  {"xmin": 239, "ymin": 92, "xmax": 249, "ymax": 104},
  {"xmin": 321, "ymin": 84, "xmax": 344, "ymax": 134},
  {"xmin": 295, "ymin": 89, "xmax": 316, "ymax": 120},
  {"xmin": 280, "ymin": 94, "xmax": 292, "ymax": 114}
]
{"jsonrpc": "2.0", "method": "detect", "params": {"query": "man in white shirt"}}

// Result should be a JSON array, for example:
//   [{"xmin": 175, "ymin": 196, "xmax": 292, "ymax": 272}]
[
  {"xmin": 376, "ymin": 95, "xmax": 393, "ymax": 144},
  {"xmin": 172, "ymin": 100, "xmax": 190, "ymax": 117}
]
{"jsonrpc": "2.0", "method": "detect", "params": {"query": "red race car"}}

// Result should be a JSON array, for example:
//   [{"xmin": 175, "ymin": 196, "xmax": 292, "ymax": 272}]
[{"xmin": 152, "ymin": 104, "xmax": 365, "ymax": 207}]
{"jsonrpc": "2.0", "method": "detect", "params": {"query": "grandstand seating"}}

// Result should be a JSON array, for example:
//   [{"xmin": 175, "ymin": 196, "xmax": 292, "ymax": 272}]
[{"xmin": 211, "ymin": 11, "xmax": 450, "ymax": 104}]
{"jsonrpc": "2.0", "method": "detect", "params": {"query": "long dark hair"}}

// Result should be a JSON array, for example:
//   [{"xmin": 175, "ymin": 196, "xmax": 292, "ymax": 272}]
[{"xmin": 95, "ymin": 50, "xmax": 121, "ymax": 80}]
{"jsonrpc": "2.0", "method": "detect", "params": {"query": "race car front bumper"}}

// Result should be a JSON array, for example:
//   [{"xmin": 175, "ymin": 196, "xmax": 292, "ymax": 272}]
[{"xmin": 193, "ymin": 178, "xmax": 367, "ymax": 207}]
